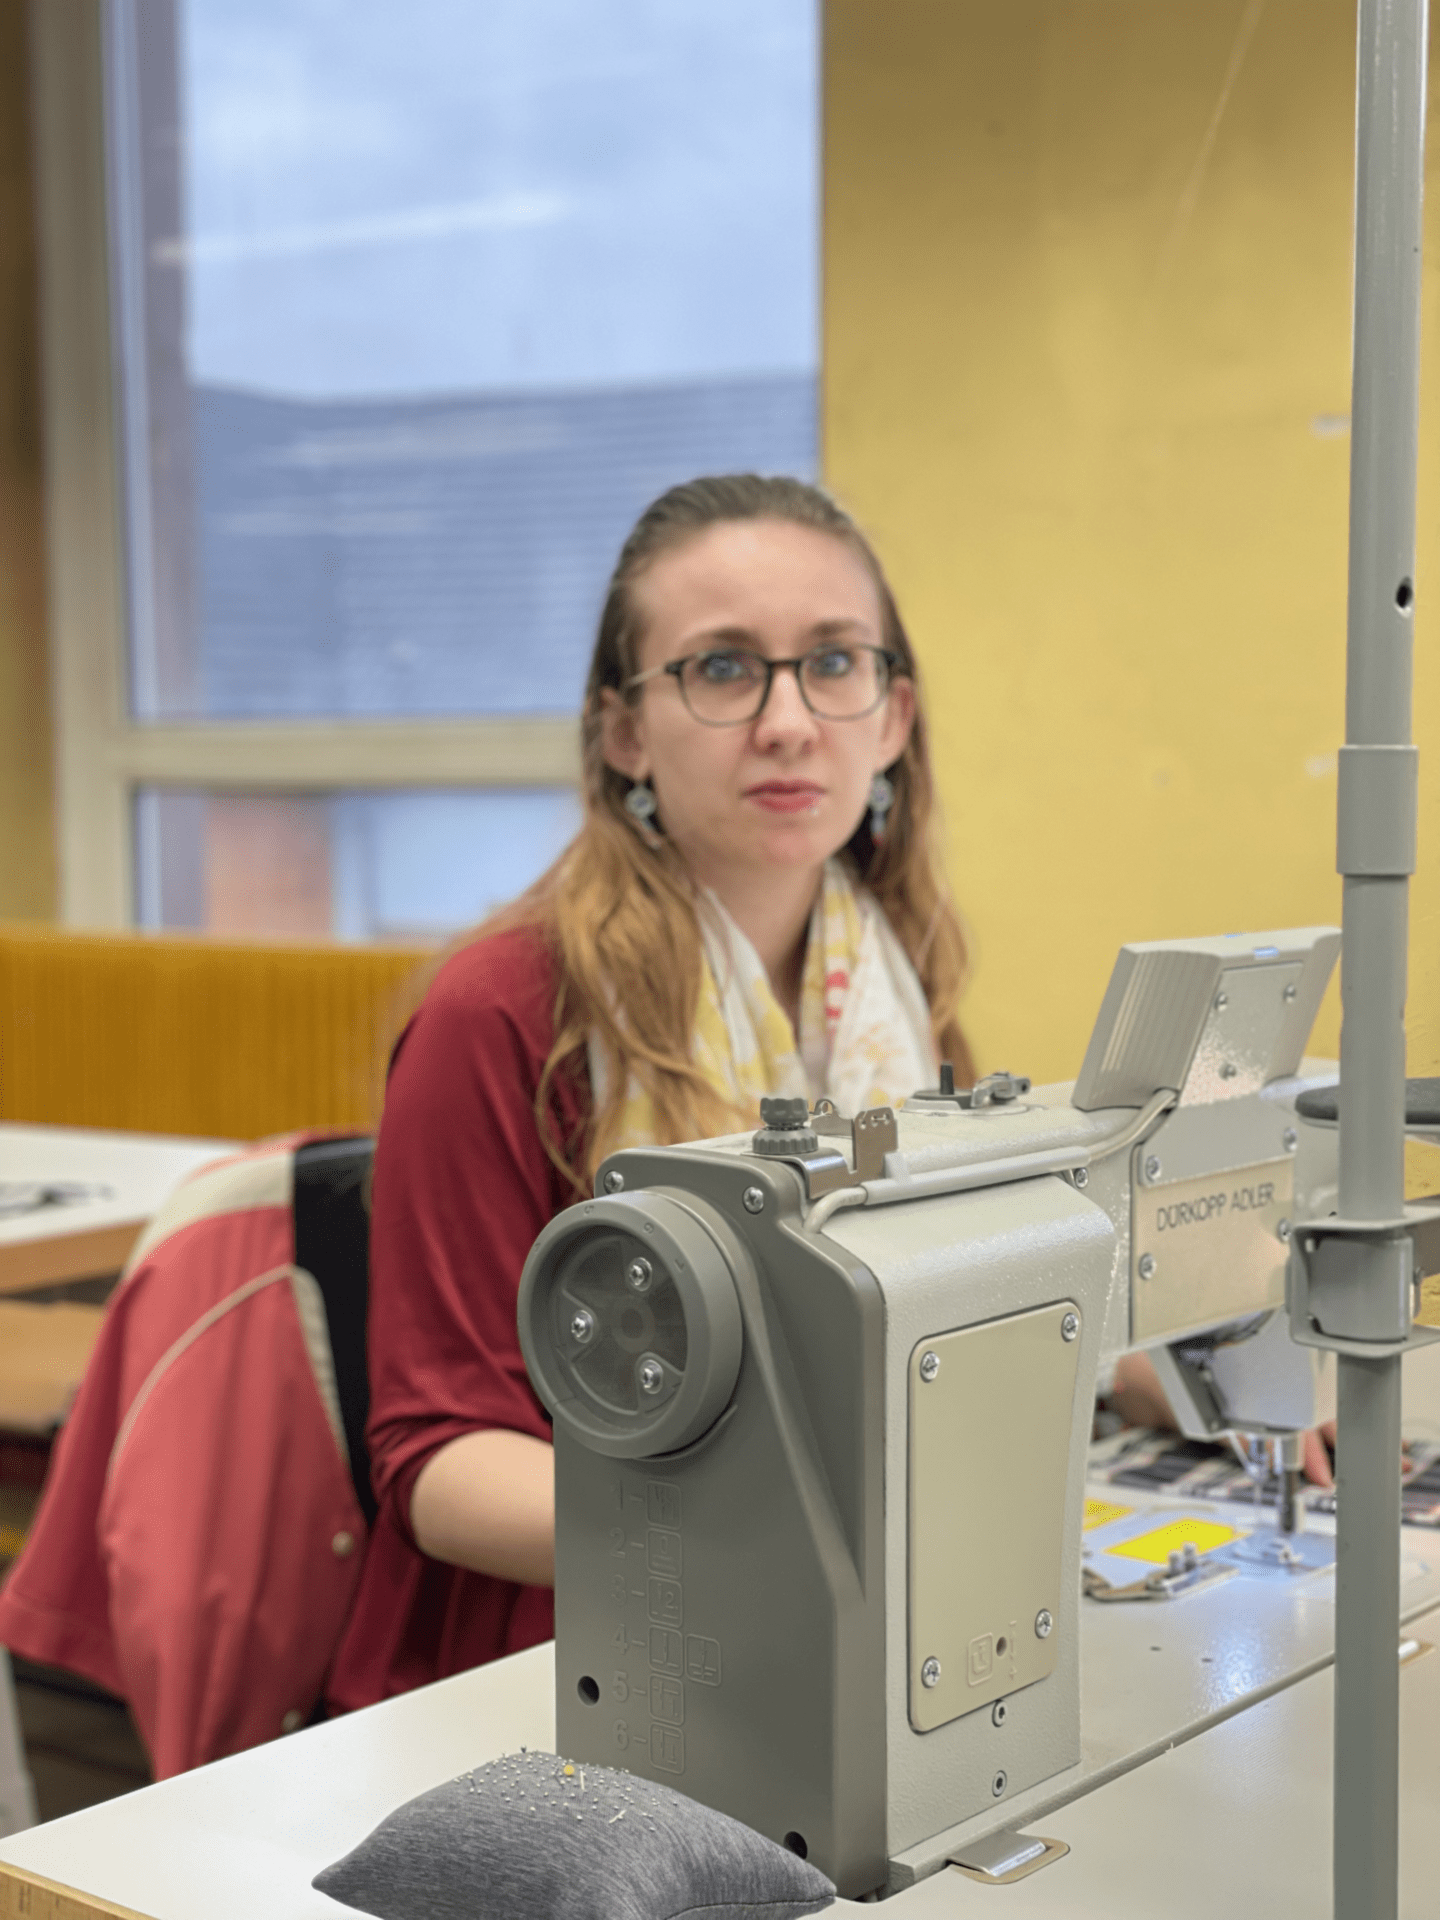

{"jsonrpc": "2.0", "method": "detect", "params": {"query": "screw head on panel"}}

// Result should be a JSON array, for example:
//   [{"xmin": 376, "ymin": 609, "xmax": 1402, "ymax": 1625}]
[
  {"xmin": 991, "ymin": 1700, "xmax": 1008, "ymax": 1728},
  {"xmin": 602, "ymin": 1169, "xmax": 625, "ymax": 1193},
  {"xmin": 919, "ymin": 1350, "xmax": 941, "ymax": 1383},
  {"xmin": 1073, "ymin": 1166, "xmax": 1089, "ymax": 1189},
  {"xmin": 921, "ymin": 1657, "xmax": 941, "ymax": 1688},
  {"xmin": 1277, "ymin": 1219, "xmax": 1292, "ymax": 1243},
  {"xmin": 992, "ymin": 1770, "xmax": 1008, "ymax": 1797},
  {"xmin": 742, "ymin": 1186, "xmax": 765, "ymax": 1214},
  {"xmin": 1138, "ymin": 1253, "xmax": 1157, "ymax": 1281},
  {"xmin": 1283, "ymin": 1127, "xmax": 1298, "ymax": 1152},
  {"xmin": 1144, "ymin": 1155, "xmax": 1162, "ymax": 1182},
  {"xmin": 570, "ymin": 1309, "xmax": 596, "ymax": 1345},
  {"xmin": 1061, "ymin": 1311, "xmax": 1080, "ymax": 1342},
  {"xmin": 638, "ymin": 1359, "xmax": 665, "ymax": 1396},
  {"xmin": 1214, "ymin": 991, "xmax": 1229, "ymax": 1011},
  {"xmin": 1035, "ymin": 1609, "xmax": 1053, "ymax": 1639},
  {"xmin": 625, "ymin": 1257, "xmax": 653, "ymax": 1293},
  {"xmin": 1283, "ymin": 983, "xmax": 1298, "ymax": 1003}
]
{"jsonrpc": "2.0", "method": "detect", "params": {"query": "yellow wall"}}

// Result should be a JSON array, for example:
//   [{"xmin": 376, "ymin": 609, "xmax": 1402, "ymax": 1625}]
[
  {"xmin": 825, "ymin": 0, "xmax": 1439, "ymax": 1093},
  {"xmin": 0, "ymin": 0, "xmax": 57, "ymax": 920}
]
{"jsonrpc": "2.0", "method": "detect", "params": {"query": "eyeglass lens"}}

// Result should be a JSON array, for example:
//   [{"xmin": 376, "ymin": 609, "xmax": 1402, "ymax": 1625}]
[{"xmin": 678, "ymin": 646, "xmax": 890, "ymax": 724}]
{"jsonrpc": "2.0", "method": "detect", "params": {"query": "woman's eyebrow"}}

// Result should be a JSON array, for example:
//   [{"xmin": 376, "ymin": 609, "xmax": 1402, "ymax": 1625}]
[
  {"xmin": 680, "ymin": 616, "xmax": 875, "ymax": 652},
  {"xmin": 682, "ymin": 624, "xmax": 758, "ymax": 650},
  {"xmin": 808, "ymin": 617, "xmax": 874, "ymax": 640}
]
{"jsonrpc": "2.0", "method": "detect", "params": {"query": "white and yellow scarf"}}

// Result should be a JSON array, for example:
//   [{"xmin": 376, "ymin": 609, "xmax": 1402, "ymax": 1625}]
[{"xmin": 599, "ymin": 859, "xmax": 937, "ymax": 1153}]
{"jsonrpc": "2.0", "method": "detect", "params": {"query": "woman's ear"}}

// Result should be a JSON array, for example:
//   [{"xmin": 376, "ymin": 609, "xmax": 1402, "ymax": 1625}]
[
  {"xmin": 876, "ymin": 673, "xmax": 916, "ymax": 770},
  {"xmin": 598, "ymin": 687, "xmax": 650, "ymax": 782}
]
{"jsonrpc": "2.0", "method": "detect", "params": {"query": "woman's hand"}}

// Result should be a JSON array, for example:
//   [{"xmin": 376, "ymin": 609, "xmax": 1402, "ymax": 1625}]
[
  {"xmin": 1105, "ymin": 1350, "xmax": 1175, "ymax": 1431},
  {"xmin": 1109, "ymin": 1353, "xmax": 1340, "ymax": 1490},
  {"xmin": 1303, "ymin": 1419, "xmax": 1336, "ymax": 1487},
  {"xmin": 410, "ymin": 1428, "xmax": 556, "ymax": 1587}
]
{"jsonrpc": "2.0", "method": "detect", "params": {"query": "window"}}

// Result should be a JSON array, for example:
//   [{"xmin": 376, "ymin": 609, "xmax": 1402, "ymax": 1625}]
[
  {"xmin": 134, "ymin": 786, "xmax": 581, "ymax": 941},
  {"xmin": 36, "ymin": 0, "xmax": 818, "ymax": 933}
]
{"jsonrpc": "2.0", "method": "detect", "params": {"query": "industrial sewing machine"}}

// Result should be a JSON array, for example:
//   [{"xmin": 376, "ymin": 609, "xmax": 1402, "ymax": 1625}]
[{"xmin": 519, "ymin": 926, "xmax": 1354, "ymax": 1898}]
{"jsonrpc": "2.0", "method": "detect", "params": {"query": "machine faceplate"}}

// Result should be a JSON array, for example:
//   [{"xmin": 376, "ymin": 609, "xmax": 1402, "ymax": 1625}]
[{"xmin": 908, "ymin": 1301, "xmax": 1081, "ymax": 1732}]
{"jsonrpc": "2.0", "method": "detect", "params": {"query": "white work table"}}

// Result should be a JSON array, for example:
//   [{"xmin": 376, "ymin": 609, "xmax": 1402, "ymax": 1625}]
[
  {"xmin": 3, "ymin": 1494, "xmax": 1438, "ymax": 1919},
  {"xmin": 0, "ymin": 1124, "xmax": 236, "ymax": 1295}
]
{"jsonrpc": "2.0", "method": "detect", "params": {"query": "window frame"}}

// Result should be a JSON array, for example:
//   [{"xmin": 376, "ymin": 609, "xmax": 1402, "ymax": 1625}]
[{"xmin": 29, "ymin": 0, "xmax": 579, "ymax": 931}]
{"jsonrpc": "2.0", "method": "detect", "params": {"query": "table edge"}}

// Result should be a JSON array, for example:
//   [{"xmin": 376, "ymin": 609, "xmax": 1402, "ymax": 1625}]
[
  {"xmin": 0, "ymin": 1224, "xmax": 143, "ymax": 1295},
  {"xmin": 0, "ymin": 1861, "xmax": 157, "ymax": 1920}
]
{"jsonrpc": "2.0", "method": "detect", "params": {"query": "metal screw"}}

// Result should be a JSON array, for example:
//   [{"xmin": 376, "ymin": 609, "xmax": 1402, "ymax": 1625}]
[
  {"xmin": 1144, "ymin": 1154, "xmax": 1162, "ymax": 1182},
  {"xmin": 991, "ymin": 1770, "xmax": 1008, "ymax": 1797},
  {"xmin": 991, "ymin": 1701, "xmax": 1008, "ymax": 1728},
  {"xmin": 603, "ymin": 1169, "xmax": 625, "ymax": 1193},
  {"xmin": 638, "ymin": 1359, "xmax": 665, "ymax": 1396},
  {"xmin": 570, "ymin": 1309, "xmax": 596, "ymax": 1344},
  {"xmin": 921, "ymin": 1657, "xmax": 941, "ymax": 1689},
  {"xmin": 1214, "ymin": 991, "xmax": 1229, "ymax": 1011},
  {"xmin": 1283, "ymin": 983, "xmax": 1298, "ymax": 1003},
  {"xmin": 919, "ymin": 1350, "xmax": 941, "ymax": 1383},
  {"xmin": 1073, "ymin": 1166, "xmax": 1089, "ymax": 1189},
  {"xmin": 1061, "ymin": 1311, "xmax": 1080, "ymax": 1342},
  {"xmin": 1138, "ymin": 1252, "xmax": 1156, "ymax": 1280},
  {"xmin": 1277, "ymin": 1218, "xmax": 1292, "ymax": 1243},
  {"xmin": 1283, "ymin": 1127, "xmax": 1298, "ymax": 1152},
  {"xmin": 1035, "ymin": 1609, "xmax": 1053, "ymax": 1639},
  {"xmin": 625, "ymin": 1257, "xmax": 653, "ymax": 1293},
  {"xmin": 742, "ymin": 1186, "xmax": 765, "ymax": 1214}
]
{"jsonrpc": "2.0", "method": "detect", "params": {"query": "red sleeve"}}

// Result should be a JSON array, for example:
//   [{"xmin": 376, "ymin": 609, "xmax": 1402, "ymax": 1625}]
[{"xmin": 365, "ymin": 928, "xmax": 587, "ymax": 1541}]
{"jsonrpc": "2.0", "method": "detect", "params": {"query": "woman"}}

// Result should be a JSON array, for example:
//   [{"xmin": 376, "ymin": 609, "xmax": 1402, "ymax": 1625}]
[{"xmin": 328, "ymin": 474, "xmax": 972, "ymax": 1709}]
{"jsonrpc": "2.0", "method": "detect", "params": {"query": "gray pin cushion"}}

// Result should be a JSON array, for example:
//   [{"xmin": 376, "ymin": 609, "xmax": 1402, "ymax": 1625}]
[{"xmin": 312, "ymin": 1749, "xmax": 836, "ymax": 1920}]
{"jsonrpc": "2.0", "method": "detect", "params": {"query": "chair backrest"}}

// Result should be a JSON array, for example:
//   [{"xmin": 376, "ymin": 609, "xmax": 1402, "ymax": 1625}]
[
  {"xmin": 292, "ymin": 1137, "xmax": 375, "ymax": 1526},
  {"xmin": 0, "ymin": 1130, "xmax": 379, "ymax": 1775}
]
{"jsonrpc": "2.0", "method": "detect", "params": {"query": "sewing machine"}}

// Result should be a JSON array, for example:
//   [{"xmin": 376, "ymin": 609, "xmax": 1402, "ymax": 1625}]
[{"xmin": 518, "ymin": 925, "xmax": 1353, "ymax": 1899}]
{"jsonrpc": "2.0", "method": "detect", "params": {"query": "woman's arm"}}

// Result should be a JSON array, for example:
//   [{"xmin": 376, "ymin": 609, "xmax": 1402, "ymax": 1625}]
[
  {"xmin": 364, "ymin": 934, "xmax": 586, "ymax": 1598},
  {"xmin": 410, "ymin": 1428, "xmax": 555, "ymax": 1587}
]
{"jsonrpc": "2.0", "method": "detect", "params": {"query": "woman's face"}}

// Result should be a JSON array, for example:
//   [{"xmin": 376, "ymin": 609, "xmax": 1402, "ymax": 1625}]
[{"xmin": 600, "ymin": 518, "xmax": 915, "ymax": 889}]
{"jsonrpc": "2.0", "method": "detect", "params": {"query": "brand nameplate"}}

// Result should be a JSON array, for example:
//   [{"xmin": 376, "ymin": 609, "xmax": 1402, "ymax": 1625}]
[{"xmin": 1131, "ymin": 1156, "xmax": 1294, "ymax": 1342}]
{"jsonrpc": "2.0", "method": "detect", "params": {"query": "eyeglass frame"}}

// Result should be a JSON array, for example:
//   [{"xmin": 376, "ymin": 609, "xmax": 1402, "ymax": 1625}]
[{"xmin": 623, "ymin": 642, "xmax": 905, "ymax": 728}]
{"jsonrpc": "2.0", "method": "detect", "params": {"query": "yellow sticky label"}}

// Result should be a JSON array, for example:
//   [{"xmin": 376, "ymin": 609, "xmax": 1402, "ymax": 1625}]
[
  {"xmin": 1083, "ymin": 1499, "xmax": 1132, "ymax": 1531},
  {"xmin": 1108, "ymin": 1518, "xmax": 1239, "ymax": 1564}
]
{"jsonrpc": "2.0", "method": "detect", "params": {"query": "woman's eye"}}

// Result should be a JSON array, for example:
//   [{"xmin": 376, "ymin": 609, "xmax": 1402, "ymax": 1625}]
[
  {"xmin": 809, "ymin": 647, "xmax": 857, "ymax": 678},
  {"xmin": 696, "ymin": 651, "xmax": 754, "ymax": 684}
]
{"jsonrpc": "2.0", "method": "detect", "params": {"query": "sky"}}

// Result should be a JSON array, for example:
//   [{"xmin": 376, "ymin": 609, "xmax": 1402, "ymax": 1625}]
[{"xmin": 171, "ymin": 0, "xmax": 819, "ymax": 398}]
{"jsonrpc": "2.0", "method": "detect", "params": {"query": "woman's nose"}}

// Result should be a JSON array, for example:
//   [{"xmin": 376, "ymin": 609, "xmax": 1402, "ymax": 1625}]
[{"xmin": 753, "ymin": 661, "xmax": 820, "ymax": 745}]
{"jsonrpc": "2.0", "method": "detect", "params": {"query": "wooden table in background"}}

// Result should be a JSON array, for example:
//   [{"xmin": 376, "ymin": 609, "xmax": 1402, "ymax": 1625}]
[{"xmin": 0, "ymin": 1126, "xmax": 235, "ymax": 1435}]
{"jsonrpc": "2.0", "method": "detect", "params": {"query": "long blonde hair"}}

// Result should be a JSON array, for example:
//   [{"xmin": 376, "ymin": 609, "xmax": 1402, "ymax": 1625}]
[{"xmin": 455, "ymin": 475, "xmax": 971, "ymax": 1188}]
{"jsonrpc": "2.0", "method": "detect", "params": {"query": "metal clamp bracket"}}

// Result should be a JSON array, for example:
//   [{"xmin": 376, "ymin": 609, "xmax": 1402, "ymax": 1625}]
[
  {"xmin": 1288, "ymin": 1197, "xmax": 1440, "ymax": 1353},
  {"xmin": 1336, "ymin": 743, "xmax": 1419, "ymax": 876},
  {"xmin": 751, "ymin": 1101, "xmax": 898, "ymax": 1200}
]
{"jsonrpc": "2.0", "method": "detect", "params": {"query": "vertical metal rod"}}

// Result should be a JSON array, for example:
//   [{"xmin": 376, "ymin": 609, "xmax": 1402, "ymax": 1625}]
[
  {"xmin": 1335, "ymin": 1356, "xmax": 1404, "ymax": 1916},
  {"xmin": 1334, "ymin": 2, "xmax": 1427, "ymax": 1915}
]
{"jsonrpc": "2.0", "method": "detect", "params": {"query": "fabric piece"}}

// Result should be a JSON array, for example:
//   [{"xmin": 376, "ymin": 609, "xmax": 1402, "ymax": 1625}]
[
  {"xmin": 313, "ymin": 1749, "xmax": 835, "ymax": 1920},
  {"xmin": 599, "ymin": 859, "xmax": 935, "ymax": 1153},
  {"xmin": 0, "ymin": 1135, "xmax": 365, "ymax": 1776},
  {"xmin": 328, "ymin": 929, "xmax": 586, "ymax": 1713}
]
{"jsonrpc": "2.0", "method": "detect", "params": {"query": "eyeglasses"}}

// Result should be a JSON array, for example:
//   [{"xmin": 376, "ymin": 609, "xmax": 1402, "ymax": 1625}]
[{"xmin": 626, "ymin": 643, "xmax": 902, "ymax": 727}]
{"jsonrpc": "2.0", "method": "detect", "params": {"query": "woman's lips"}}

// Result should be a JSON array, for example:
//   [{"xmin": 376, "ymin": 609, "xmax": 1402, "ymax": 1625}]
[{"xmin": 745, "ymin": 782, "xmax": 825, "ymax": 815}]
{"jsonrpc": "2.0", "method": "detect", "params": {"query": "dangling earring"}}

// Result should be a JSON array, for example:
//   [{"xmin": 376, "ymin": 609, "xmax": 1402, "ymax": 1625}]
[
  {"xmin": 624, "ymin": 780, "xmax": 659, "ymax": 838},
  {"xmin": 868, "ymin": 772, "xmax": 895, "ymax": 842}
]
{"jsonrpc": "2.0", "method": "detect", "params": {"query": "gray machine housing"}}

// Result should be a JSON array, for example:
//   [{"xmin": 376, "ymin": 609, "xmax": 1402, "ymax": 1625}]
[{"xmin": 518, "ymin": 928, "xmax": 1342, "ymax": 1898}]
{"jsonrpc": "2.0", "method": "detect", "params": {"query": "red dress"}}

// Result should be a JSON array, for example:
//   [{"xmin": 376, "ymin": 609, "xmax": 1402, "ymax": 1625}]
[{"xmin": 327, "ymin": 925, "xmax": 588, "ymax": 1710}]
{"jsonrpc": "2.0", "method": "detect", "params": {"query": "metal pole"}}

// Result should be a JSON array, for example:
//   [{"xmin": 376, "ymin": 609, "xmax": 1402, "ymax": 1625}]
[{"xmin": 1334, "ymin": 2, "xmax": 1426, "ymax": 1915}]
